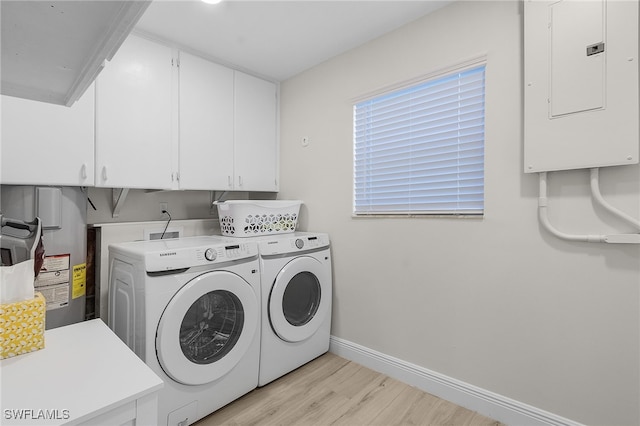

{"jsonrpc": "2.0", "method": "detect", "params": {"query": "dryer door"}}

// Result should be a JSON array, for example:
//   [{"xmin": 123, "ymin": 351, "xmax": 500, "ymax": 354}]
[
  {"xmin": 156, "ymin": 270, "xmax": 258, "ymax": 386},
  {"xmin": 269, "ymin": 255, "xmax": 331, "ymax": 343}
]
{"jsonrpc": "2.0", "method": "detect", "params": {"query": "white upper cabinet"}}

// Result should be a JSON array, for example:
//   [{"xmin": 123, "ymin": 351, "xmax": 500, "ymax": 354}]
[
  {"xmin": 1, "ymin": 84, "xmax": 95, "ymax": 186},
  {"xmin": 4, "ymin": 32, "xmax": 279, "ymax": 192},
  {"xmin": 95, "ymin": 34, "xmax": 175, "ymax": 190},
  {"xmin": 234, "ymin": 72, "xmax": 279, "ymax": 192},
  {"xmin": 178, "ymin": 52, "xmax": 234, "ymax": 190},
  {"xmin": 182, "ymin": 65, "xmax": 278, "ymax": 192},
  {"xmin": 96, "ymin": 35, "xmax": 278, "ymax": 192}
]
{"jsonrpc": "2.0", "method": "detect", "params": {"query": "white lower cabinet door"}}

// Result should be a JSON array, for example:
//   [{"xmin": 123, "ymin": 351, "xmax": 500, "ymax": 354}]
[
  {"xmin": 178, "ymin": 52, "xmax": 234, "ymax": 190},
  {"xmin": 1, "ymin": 85, "xmax": 95, "ymax": 186},
  {"xmin": 79, "ymin": 401, "xmax": 136, "ymax": 426},
  {"xmin": 95, "ymin": 34, "xmax": 175, "ymax": 190},
  {"xmin": 234, "ymin": 71, "xmax": 278, "ymax": 192}
]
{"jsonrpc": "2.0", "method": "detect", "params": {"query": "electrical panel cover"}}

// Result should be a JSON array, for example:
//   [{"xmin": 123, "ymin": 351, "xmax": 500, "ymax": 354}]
[{"xmin": 524, "ymin": 0, "xmax": 639, "ymax": 173}]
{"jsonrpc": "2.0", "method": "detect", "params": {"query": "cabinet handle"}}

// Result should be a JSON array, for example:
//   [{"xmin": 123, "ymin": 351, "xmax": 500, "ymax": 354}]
[
  {"xmin": 238, "ymin": 175, "xmax": 243, "ymax": 187},
  {"xmin": 81, "ymin": 164, "xmax": 87, "ymax": 180},
  {"xmin": 228, "ymin": 176, "xmax": 232, "ymax": 188},
  {"xmin": 102, "ymin": 166, "xmax": 108, "ymax": 182}
]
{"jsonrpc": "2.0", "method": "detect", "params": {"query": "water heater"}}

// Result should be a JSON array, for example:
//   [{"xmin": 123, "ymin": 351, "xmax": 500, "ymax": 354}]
[{"xmin": 524, "ymin": 0, "xmax": 639, "ymax": 173}]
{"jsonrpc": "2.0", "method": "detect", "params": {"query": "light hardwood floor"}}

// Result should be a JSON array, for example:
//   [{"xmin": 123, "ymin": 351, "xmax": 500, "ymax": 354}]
[{"xmin": 195, "ymin": 353, "xmax": 502, "ymax": 426}]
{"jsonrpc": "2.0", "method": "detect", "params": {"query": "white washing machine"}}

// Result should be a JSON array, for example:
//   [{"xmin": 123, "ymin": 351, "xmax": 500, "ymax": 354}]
[
  {"xmin": 256, "ymin": 232, "xmax": 332, "ymax": 386},
  {"xmin": 107, "ymin": 236, "xmax": 260, "ymax": 426}
]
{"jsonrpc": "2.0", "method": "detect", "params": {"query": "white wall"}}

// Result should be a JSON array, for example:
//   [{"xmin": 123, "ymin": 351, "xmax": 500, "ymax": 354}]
[
  {"xmin": 279, "ymin": 1, "xmax": 640, "ymax": 425},
  {"xmin": 85, "ymin": 188, "xmax": 275, "ymax": 224},
  {"xmin": 86, "ymin": 188, "xmax": 217, "ymax": 224}
]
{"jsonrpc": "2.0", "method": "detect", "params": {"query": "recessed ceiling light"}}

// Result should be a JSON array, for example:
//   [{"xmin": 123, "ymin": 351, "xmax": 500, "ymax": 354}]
[{"xmin": 202, "ymin": 0, "xmax": 223, "ymax": 4}]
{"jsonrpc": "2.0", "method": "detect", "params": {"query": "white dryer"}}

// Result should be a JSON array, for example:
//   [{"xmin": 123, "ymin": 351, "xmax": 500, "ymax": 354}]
[
  {"xmin": 256, "ymin": 232, "xmax": 332, "ymax": 386},
  {"xmin": 107, "ymin": 236, "xmax": 260, "ymax": 426}
]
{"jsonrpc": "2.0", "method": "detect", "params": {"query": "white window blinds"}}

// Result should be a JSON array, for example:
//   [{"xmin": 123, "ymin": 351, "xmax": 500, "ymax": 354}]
[{"xmin": 353, "ymin": 64, "xmax": 486, "ymax": 216}]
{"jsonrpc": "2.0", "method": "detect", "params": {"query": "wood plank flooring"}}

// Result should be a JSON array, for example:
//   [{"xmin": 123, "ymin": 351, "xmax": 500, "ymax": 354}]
[{"xmin": 195, "ymin": 353, "xmax": 502, "ymax": 426}]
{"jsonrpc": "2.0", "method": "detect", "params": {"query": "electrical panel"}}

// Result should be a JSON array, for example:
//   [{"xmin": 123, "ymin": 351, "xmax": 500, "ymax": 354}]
[{"xmin": 524, "ymin": 0, "xmax": 639, "ymax": 173}]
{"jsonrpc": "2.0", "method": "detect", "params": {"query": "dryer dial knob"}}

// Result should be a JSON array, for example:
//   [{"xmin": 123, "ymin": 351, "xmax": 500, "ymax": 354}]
[
  {"xmin": 204, "ymin": 248, "xmax": 217, "ymax": 261},
  {"xmin": 295, "ymin": 238, "xmax": 304, "ymax": 249}
]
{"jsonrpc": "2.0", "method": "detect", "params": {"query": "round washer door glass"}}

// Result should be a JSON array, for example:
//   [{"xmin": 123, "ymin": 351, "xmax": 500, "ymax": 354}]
[
  {"xmin": 180, "ymin": 290, "xmax": 243, "ymax": 364},
  {"xmin": 269, "ymin": 255, "xmax": 330, "ymax": 343},
  {"xmin": 157, "ymin": 270, "xmax": 258, "ymax": 386}
]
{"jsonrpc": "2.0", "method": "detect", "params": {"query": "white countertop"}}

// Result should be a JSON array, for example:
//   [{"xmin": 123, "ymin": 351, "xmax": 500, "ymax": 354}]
[{"xmin": 0, "ymin": 319, "xmax": 163, "ymax": 425}]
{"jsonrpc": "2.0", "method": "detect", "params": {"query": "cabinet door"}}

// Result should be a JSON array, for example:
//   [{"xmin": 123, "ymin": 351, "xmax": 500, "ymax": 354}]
[
  {"xmin": 1, "ymin": 85, "xmax": 95, "ymax": 186},
  {"xmin": 95, "ymin": 35, "xmax": 175, "ymax": 189},
  {"xmin": 178, "ymin": 52, "xmax": 234, "ymax": 190},
  {"xmin": 234, "ymin": 72, "xmax": 278, "ymax": 191}
]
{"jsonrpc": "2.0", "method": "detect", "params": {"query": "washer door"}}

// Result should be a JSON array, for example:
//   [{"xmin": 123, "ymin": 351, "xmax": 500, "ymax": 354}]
[
  {"xmin": 269, "ymin": 256, "xmax": 330, "ymax": 343},
  {"xmin": 156, "ymin": 270, "xmax": 258, "ymax": 385}
]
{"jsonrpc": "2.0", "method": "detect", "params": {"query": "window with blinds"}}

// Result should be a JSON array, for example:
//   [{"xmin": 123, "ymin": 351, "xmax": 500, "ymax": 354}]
[{"xmin": 353, "ymin": 63, "xmax": 486, "ymax": 216}]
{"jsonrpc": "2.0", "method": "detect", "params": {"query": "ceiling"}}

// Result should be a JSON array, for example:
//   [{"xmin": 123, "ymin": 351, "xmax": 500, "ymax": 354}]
[
  {"xmin": 134, "ymin": 0, "xmax": 451, "ymax": 82},
  {"xmin": 1, "ymin": 0, "xmax": 149, "ymax": 105}
]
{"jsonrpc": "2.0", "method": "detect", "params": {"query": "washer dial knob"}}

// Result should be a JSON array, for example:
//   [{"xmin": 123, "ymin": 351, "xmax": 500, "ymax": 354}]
[
  {"xmin": 295, "ymin": 238, "xmax": 304, "ymax": 249},
  {"xmin": 204, "ymin": 248, "xmax": 217, "ymax": 261}
]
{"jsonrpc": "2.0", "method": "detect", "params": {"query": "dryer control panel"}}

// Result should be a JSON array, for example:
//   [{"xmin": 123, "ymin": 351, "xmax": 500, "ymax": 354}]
[{"xmin": 258, "ymin": 232, "xmax": 330, "ymax": 256}]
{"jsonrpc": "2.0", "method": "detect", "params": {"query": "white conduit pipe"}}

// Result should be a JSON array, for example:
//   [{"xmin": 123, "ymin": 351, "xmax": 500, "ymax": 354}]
[
  {"xmin": 589, "ymin": 168, "xmax": 640, "ymax": 231},
  {"xmin": 538, "ymin": 172, "xmax": 605, "ymax": 243}
]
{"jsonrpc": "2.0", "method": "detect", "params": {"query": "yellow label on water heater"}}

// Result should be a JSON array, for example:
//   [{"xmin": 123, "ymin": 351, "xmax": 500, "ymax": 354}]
[{"xmin": 72, "ymin": 263, "xmax": 86, "ymax": 299}]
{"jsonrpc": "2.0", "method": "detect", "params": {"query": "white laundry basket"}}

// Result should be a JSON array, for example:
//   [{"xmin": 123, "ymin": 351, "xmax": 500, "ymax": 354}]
[{"xmin": 216, "ymin": 200, "xmax": 302, "ymax": 237}]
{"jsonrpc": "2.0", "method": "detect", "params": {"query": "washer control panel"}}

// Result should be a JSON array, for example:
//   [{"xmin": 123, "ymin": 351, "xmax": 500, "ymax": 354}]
[
  {"xmin": 197, "ymin": 243, "xmax": 254, "ymax": 263},
  {"xmin": 131, "ymin": 236, "xmax": 258, "ymax": 272},
  {"xmin": 204, "ymin": 248, "xmax": 217, "ymax": 261}
]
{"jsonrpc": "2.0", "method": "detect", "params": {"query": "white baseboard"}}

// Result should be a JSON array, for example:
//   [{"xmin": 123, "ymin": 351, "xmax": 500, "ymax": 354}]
[{"xmin": 329, "ymin": 336, "xmax": 583, "ymax": 426}]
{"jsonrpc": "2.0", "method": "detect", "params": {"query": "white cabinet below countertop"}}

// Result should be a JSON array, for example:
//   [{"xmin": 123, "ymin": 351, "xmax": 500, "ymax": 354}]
[{"xmin": 0, "ymin": 319, "xmax": 163, "ymax": 425}]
